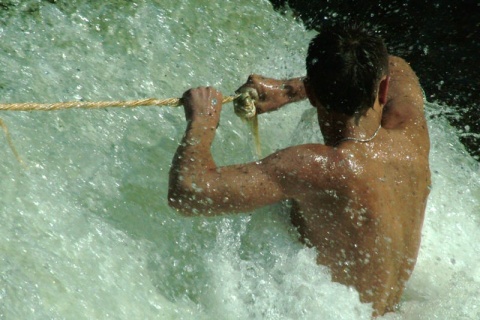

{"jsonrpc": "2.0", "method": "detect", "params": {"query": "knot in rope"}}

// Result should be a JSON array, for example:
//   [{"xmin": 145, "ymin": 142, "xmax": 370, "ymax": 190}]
[{"xmin": 234, "ymin": 88, "xmax": 258, "ymax": 119}]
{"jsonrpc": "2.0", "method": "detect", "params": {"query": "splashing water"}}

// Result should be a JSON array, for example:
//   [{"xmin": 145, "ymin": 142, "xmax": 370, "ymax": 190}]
[{"xmin": 0, "ymin": 1, "xmax": 479, "ymax": 319}]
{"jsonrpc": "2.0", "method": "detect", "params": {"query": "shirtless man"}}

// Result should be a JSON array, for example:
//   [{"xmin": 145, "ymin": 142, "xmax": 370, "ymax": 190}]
[{"xmin": 168, "ymin": 24, "xmax": 431, "ymax": 317}]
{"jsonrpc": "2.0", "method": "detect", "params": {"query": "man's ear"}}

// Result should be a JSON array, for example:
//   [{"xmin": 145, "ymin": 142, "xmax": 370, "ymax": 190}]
[{"xmin": 378, "ymin": 76, "xmax": 390, "ymax": 105}]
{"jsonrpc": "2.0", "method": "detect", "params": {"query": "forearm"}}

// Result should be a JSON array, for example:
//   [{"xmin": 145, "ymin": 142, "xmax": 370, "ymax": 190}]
[
  {"xmin": 240, "ymin": 75, "xmax": 307, "ymax": 114},
  {"xmin": 278, "ymin": 77, "xmax": 307, "ymax": 104},
  {"xmin": 168, "ymin": 120, "xmax": 217, "ymax": 213},
  {"xmin": 260, "ymin": 77, "xmax": 307, "ymax": 112}
]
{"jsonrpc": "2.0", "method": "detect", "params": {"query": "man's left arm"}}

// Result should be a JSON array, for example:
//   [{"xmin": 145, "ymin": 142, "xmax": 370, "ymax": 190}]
[{"xmin": 168, "ymin": 87, "xmax": 289, "ymax": 216}]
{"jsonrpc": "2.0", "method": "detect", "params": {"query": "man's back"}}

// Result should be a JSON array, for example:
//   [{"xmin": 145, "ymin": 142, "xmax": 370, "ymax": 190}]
[{"xmin": 283, "ymin": 57, "xmax": 431, "ymax": 315}]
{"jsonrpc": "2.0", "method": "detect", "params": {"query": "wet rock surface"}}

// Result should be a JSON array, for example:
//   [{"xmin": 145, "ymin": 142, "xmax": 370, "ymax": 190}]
[{"xmin": 270, "ymin": 0, "xmax": 479, "ymax": 160}]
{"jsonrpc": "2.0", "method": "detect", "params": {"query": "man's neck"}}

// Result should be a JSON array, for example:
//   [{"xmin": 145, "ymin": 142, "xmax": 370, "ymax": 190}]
[{"xmin": 320, "ymin": 104, "xmax": 383, "ymax": 146}]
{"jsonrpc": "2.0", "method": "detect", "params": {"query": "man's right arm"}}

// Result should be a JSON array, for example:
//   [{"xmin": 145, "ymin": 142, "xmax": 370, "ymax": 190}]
[
  {"xmin": 381, "ymin": 56, "xmax": 425, "ymax": 130},
  {"xmin": 236, "ymin": 75, "xmax": 306, "ymax": 114},
  {"xmin": 238, "ymin": 56, "xmax": 425, "ymax": 129}
]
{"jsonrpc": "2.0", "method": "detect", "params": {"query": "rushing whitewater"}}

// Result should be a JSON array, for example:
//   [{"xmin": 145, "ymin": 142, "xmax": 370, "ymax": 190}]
[{"xmin": 0, "ymin": 1, "xmax": 479, "ymax": 319}]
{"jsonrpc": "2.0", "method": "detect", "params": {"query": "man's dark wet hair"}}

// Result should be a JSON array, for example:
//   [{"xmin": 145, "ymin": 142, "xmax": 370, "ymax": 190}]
[{"xmin": 306, "ymin": 24, "xmax": 389, "ymax": 116}]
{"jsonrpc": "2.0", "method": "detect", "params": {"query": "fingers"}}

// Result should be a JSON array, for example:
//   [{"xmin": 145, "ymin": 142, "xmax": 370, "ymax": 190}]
[
  {"xmin": 183, "ymin": 87, "xmax": 221, "ymax": 102},
  {"xmin": 181, "ymin": 87, "xmax": 223, "ymax": 122}
]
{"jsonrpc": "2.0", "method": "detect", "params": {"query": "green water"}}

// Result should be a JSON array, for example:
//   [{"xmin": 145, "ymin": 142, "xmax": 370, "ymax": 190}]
[{"xmin": 0, "ymin": 1, "xmax": 479, "ymax": 319}]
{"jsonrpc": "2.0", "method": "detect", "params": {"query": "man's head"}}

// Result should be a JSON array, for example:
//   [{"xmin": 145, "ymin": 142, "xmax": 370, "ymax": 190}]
[{"xmin": 305, "ymin": 24, "xmax": 389, "ymax": 117}]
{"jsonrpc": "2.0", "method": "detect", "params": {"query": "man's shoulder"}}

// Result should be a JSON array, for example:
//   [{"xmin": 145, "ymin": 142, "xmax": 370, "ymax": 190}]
[
  {"xmin": 262, "ymin": 143, "xmax": 346, "ymax": 184},
  {"xmin": 383, "ymin": 56, "xmax": 426, "ymax": 130},
  {"xmin": 265, "ymin": 143, "xmax": 338, "ymax": 165}
]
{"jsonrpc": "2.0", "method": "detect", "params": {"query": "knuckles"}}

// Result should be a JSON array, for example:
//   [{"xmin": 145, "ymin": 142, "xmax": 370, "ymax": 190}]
[{"xmin": 182, "ymin": 86, "xmax": 222, "ymax": 120}]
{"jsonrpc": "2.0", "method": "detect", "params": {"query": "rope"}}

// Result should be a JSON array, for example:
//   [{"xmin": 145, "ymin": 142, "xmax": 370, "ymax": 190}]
[
  {"xmin": 0, "ymin": 95, "xmax": 239, "ymax": 111},
  {"xmin": 0, "ymin": 118, "xmax": 25, "ymax": 167},
  {"xmin": 0, "ymin": 91, "xmax": 259, "ymax": 165}
]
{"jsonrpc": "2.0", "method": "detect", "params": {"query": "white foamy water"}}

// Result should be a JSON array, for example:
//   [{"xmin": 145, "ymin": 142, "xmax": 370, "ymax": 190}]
[{"xmin": 0, "ymin": 1, "xmax": 478, "ymax": 319}]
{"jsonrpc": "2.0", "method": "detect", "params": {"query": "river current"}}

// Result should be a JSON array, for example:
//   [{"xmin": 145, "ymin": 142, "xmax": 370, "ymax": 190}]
[{"xmin": 0, "ymin": 1, "xmax": 479, "ymax": 319}]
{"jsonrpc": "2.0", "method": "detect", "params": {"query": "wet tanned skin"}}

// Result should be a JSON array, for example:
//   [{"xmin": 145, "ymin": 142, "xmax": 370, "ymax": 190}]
[{"xmin": 168, "ymin": 56, "xmax": 431, "ymax": 317}]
